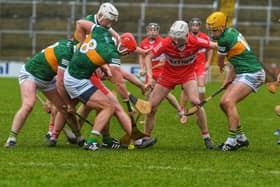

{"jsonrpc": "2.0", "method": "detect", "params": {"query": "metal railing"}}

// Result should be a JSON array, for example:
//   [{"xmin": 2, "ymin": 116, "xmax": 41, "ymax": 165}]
[{"xmin": 1, "ymin": 0, "xmax": 280, "ymax": 61}]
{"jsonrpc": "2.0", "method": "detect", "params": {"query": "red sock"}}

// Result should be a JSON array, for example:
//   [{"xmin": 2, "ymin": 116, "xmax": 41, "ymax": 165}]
[
  {"xmin": 51, "ymin": 131, "xmax": 59, "ymax": 139},
  {"xmin": 48, "ymin": 123, "xmax": 54, "ymax": 133}
]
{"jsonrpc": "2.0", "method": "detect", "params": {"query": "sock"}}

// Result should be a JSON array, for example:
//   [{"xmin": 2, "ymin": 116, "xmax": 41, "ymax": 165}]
[
  {"xmin": 236, "ymin": 125, "xmax": 244, "ymax": 135},
  {"xmin": 236, "ymin": 125, "xmax": 247, "ymax": 141},
  {"xmin": 202, "ymin": 131, "xmax": 210, "ymax": 139},
  {"xmin": 228, "ymin": 129, "xmax": 236, "ymax": 138},
  {"xmin": 51, "ymin": 131, "xmax": 59, "ymax": 140},
  {"xmin": 180, "ymin": 105, "xmax": 185, "ymax": 112},
  {"xmin": 7, "ymin": 131, "xmax": 17, "ymax": 143},
  {"xmin": 102, "ymin": 134, "xmax": 112, "ymax": 144},
  {"xmin": 48, "ymin": 123, "xmax": 54, "ymax": 134},
  {"xmin": 226, "ymin": 130, "xmax": 237, "ymax": 145},
  {"xmin": 9, "ymin": 130, "xmax": 18, "ymax": 138},
  {"xmin": 88, "ymin": 131, "xmax": 103, "ymax": 145}
]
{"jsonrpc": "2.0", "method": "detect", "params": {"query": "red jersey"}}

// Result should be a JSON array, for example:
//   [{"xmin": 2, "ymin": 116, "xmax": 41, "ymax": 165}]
[
  {"xmin": 192, "ymin": 32, "xmax": 210, "ymax": 76},
  {"xmin": 151, "ymin": 34, "xmax": 210, "ymax": 89},
  {"xmin": 193, "ymin": 32, "xmax": 209, "ymax": 63},
  {"xmin": 141, "ymin": 36, "xmax": 165, "ymax": 80}
]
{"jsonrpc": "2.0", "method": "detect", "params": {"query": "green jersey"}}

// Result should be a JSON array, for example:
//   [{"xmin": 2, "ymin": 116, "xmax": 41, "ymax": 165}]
[
  {"xmin": 68, "ymin": 24, "xmax": 120, "ymax": 79},
  {"xmin": 25, "ymin": 39, "xmax": 74, "ymax": 81},
  {"xmin": 217, "ymin": 28, "xmax": 262, "ymax": 74}
]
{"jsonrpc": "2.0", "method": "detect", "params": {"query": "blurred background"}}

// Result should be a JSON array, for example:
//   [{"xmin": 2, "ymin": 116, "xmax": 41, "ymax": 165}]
[{"xmin": 0, "ymin": 0, "xmax": 280, "ymax": 81}]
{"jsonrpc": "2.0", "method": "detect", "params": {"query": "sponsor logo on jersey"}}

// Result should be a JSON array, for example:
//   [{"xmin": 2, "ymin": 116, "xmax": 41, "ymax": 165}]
[
  {"xmin": 112, "ymin": 58, "xmax": 121, "ymax": 65},
  {"xmin": 61, "ymin": 59, "xmax": 69, "ymax": 67},
  {"xmin": 218, "ymin": 46, "xmax": 226, "ymax": 52},
  {"xmin": 153, "ymin": 42, "xmax": 162, "ymax": 53},
  {"xmin": 166, "ymin": 55, "xmax": 196, "ymax": 66}
]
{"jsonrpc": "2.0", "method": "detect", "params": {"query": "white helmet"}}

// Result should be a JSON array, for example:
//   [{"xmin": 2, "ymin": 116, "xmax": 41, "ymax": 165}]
[
  {"xmin": 168, "ymin": 20, "xmax": 189, "ymax": 40},
  {"xmin": 97, "ymin": 2, "xmax": 119, "ymax": 22}
]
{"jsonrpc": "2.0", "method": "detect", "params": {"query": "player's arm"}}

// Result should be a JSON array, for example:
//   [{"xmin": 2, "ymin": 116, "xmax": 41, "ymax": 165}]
[
  {"xmin": 209, "ymin": 41, "xmax": 217, "ymax": 49},
  {"xmin": 108, "ymin": 28, "xmax": 121, "ymax": 45},
  {"xmin": 75, "ymin": 20, "xmax": 95, "ymax": 42},
  {"xmin": 206, "ymin": 48, "xmax": 214, "ymax": 70},
  {"xmin": 217, "ymin": 54, "xmax": 227, "ymax": 72},
  {"xmin": 143, "ymin": 51, "xmax": 155, "ymax": 88},
  {"xmin": 139, "ymin": 54, "xmax": 146, "ymax": 75},
  {"xmin": 109, "ymin": 66, "xmax": 129, "ymax": 100},
  {"xmin": 224, "ymin": 63, "xmax": 235, "ymax": 86}
]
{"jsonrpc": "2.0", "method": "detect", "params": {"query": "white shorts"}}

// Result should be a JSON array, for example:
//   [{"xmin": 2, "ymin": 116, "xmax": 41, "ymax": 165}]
[
  {"xmin": 233, "ymin": 69, "xmax": 265, "ymax": 92},
  {"xmin": 18, "ymin": 65, "xmax": 56, "ymax": 92},
  {"xmin": 64, "ymin": 68, "xmax": 94, "ymax": 99}
]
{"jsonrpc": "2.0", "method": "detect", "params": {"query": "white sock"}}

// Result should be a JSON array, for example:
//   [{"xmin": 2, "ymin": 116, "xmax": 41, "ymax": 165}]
[
  {"xmin": 202, "ymin": 134, "xmax": 210, "ymax": 139},
  {"xmin": 91, "ymin": 130, "xmax": 101, "ymax": 136},
  {"xmin": 7, "ymin": 137, "xmax": 16, "ymax": 143},
  {"xmin": 225, "ymin": 137, "xmax": 237, "ymax": 145},
  {"xmin": 237, "ymin": 134, "xmax": 247, "ymax": 141}
]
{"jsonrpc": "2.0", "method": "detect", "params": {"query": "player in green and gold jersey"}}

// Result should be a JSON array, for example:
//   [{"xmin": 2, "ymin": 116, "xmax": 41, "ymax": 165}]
[
  {"xmin": 4, "ymin": 39, "xmax": 82, "ymax": 148},
  {"xmin": 206, "ymin": 11, "xmax": 265, "ymax": 151}
]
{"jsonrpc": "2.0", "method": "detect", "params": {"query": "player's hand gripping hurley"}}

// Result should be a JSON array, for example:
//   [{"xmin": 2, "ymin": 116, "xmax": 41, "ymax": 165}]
[{"xmin": 184, "ymin": 81, "xmax": 232, "ymax": 116}]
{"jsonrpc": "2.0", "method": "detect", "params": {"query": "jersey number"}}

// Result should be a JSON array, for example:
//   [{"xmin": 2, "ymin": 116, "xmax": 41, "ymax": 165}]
[
  {"xmin": 237, "ymin": 33, "xmax": 250, "ymax": 51},
  {"xmin": 80, "ymin": 39, "xmax": 97, "ymax": 53}
]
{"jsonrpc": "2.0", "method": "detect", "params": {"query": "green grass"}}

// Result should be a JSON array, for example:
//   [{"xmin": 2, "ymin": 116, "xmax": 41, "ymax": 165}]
[{"xmin": 1, "ymin": 78, "xmax": 280, "ymax": 186}]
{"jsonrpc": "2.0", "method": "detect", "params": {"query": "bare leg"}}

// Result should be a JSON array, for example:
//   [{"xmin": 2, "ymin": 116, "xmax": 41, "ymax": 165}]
[
  {"xmin": 197, "ymin": 75, "xmax": 206, "ymax": 101},
  {"xmin": 121, "ymin": 69, "xmax": 145, "ymax": 94},
  {"xmin": 220, "ymin": 83, "xmax": 251, "ymax": 132},
  {"xmin": 10, "ymin": 80, "xmax": 37, "ymax": 134},
  {"xmin": 145, "ymin": 84, "xmax": 170, "ymax": 135},
  {"xmin": 183, "ymin": 80, "xmax": 208, "ymax": 132},
  {"xmin": 4, "ymin": 80, "xmax": 37, "ymax": 147},
  {"xmin": 85, "ymin": 90, "xmax": 115, "ymax": 132}
]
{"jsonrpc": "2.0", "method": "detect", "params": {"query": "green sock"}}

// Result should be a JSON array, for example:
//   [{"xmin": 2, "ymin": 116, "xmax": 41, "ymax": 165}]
[
  {"xmin": 9, "ymin": 130, "xmax": 18, "ymax": 138},
  {"xmin": 103, "ymin": 135, "xmax": 113, "ymax": 144},
  {"xmin": 236, "ymin": 125, "xmax": 244, "ymax": 135},
  {"xmin": 88, "ymin": 132, "xmax": 103, "ymax": 145},
  {"xmin": 228, "ymin": 130, "xmax": 237, "ymax": 138}
]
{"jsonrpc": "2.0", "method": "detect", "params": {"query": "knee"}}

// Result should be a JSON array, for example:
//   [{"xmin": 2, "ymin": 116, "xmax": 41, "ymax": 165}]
[
  {"xmin": 150, "ymin": 103, "xmax": 158, "ymax": 114},
  {"xmin": 220, "ymin": 98, "xmax": 233, "ymax": 110},
  {"xmin": 108, "ymin": 103, "xmax": 116, "ymax": 114},
  {"xmin": 22, "ymin": 101, "xmax": 35, "ymax": 114},
  {"xmin": 189, "ymin": 97, "xmax": 200, "ymax": 106}
]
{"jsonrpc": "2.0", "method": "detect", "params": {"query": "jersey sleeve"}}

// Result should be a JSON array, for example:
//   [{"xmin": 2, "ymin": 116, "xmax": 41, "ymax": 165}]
[
  {"xmin": 217, "ymin": 37, "xmax": 231, "ymax": 56},
  {"xmin": 151, "ymin": 39, "xmax": 164, "ymax": 57},
  {"xmin": 196, "ymin": 36, "xmax": 210, "ymax": 49},
  {"xmin": 105, "ymin": 50, "xmax": 121, "ymax": 67}
]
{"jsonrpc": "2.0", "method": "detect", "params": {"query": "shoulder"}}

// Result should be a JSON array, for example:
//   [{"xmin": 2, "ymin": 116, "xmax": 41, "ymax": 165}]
[
  {"xmin": 218, "ymin": 28, "xmax": 236, "ymax": 46},
  {"xmin": 188, "ymin": 33, "xmax": 208, "ymax": 45},
  {"xmin": 197, "ymin": 32, "xmax": 209, "ymax": 40},
  {"xmin": 83, "ymin": 14, "xmax": 95, "ymax": 22}
]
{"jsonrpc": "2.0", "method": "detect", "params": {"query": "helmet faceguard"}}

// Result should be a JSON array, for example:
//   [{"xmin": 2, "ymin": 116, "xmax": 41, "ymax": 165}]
[
  {"xmin": 206, "ymin": 11, "xmax": 227, "ymax": 32},
  {"xmin": 190, "ymin": 17, "xmax": 201, "ymax": 35},
  {"xmin": 168, "ymin": 20, "xmax": 189, "ymax": 41},
  {"xmin": 190, "ymin": 17, "xmax": 202, "ymax": 26},
  {"xmin": 146, "ymin": 22, "xmax": 160, "ymax": 39},
  {"xmin": 117, "ymin": 32, "xmax": 137, "ymax": 55},
  {"xmin": 97, "ymin": 3, "xmax": 119, "ymax": 23},
  {"xmin": 145, "ymin": 23, "xmax": 160, "ymax": 32}
]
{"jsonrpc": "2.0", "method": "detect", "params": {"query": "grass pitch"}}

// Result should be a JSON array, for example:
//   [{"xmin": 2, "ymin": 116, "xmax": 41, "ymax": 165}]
[{"xmin": 1, "ymin": 78, "xmax": 280, "ymax": 186}]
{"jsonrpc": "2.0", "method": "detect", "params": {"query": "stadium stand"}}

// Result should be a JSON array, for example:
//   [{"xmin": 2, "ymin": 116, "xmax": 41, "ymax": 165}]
[{"xmin": 0, "ymin": 0, "xmax": 279, "ymax": 67}]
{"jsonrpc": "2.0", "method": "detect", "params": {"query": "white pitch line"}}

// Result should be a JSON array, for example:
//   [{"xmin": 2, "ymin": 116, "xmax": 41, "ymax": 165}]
[{"xmin": 6, "ymin": 162, "xmax": 280, "ymax": 175}]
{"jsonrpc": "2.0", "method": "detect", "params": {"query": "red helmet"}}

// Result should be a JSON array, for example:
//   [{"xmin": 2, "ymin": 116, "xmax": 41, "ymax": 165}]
[{"xmin": 118, "ymin": 32, "xmax": 137, "ymax": 53}]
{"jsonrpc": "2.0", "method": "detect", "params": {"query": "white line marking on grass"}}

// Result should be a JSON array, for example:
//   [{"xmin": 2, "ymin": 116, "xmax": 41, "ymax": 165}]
[{"xmin": 7, "ymin": 162, "xmax": 280, "ymax": 175}]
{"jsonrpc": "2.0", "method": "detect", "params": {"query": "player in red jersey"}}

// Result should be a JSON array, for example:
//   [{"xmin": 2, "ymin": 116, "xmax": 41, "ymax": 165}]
[
  {"xmin": 180, "ymin": 17, "xmax": 214, "ymax": 122},
  {"xmin": 143, "ymin": 20, "xmax": 217, "ymax": 149},
  {"xmin": 139, "ymin": 23, "xmax": 183, "ymax": 123}
]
